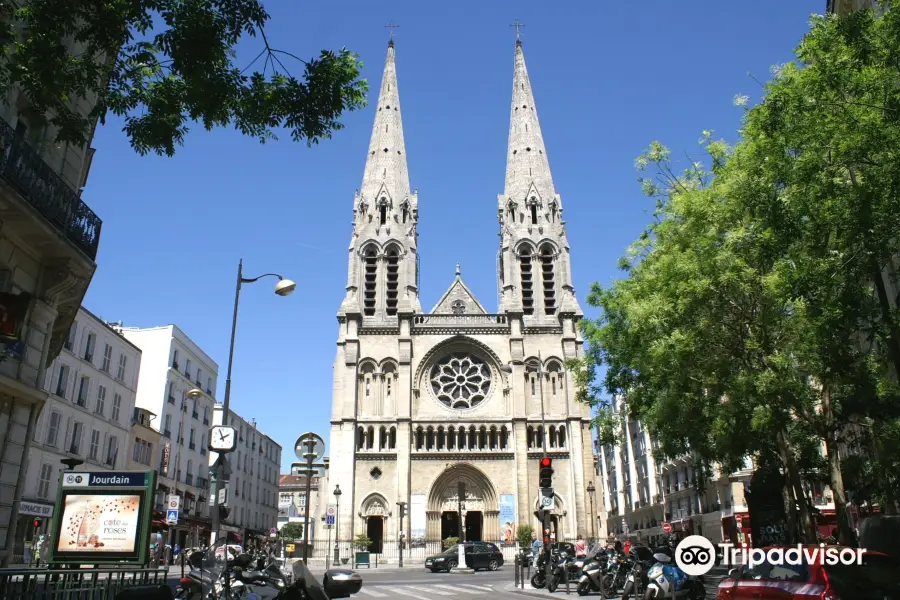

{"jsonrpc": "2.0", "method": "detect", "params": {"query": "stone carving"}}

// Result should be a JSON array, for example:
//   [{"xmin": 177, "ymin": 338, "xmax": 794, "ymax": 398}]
[
  {"xmin": 430, "ymin": 352, "xmax": 492, "ymax": 410},
  {"xmin": 451, "ymin": 300, "xmax": 466, "ymax": 315},
  {"xmin": 366, "ymin": 500, "xmax": 386, "ymax": 516}
]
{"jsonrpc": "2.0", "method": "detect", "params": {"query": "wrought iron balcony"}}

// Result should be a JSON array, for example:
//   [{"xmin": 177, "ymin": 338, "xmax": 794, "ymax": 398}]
[{"xmin": 0, "ymin": 119, "xmax": 102, "ymax": 260}]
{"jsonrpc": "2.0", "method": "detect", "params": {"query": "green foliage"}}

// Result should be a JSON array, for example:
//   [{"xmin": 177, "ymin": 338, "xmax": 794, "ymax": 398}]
[
  {"xmin": 442, "ymin": 536, "xmax": 459, "ymax": 549},
  {"xmin": 279, "ymin": 522, "xmax": 304, "ymax": 541},
  {"xmin": 516, "ymin": 524, "xmax": 535, "ymax": 550},
  {"xmin": 0, "ymin": 0, "xmax": 368, "ymax": 156},
  {"xmin": 577, "ymin": 6, "xmax": 900, "ymax": 532},
  {"xmin": 352, "ymin": 534, "xmax": 372, "ymax": 550}
]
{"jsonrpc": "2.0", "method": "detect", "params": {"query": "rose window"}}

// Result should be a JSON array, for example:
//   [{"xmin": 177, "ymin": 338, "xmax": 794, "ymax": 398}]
[{"xmin": 430, "ymin": 352, "xmax": 492, "ymax": 409}]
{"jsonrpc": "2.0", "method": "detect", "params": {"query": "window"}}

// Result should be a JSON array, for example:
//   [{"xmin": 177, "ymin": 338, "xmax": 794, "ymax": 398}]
[
  {"xmin": 297, "ymin": 494, "xmax": 307, "ymax": 507},
  {"xmin": 106, "ymin": 436, "xmax": 118, "ymax": 466},
  {"xmin": 95, "ymin": 385, "xmax": 106, "ymax": 415},
  {"xmin": 385, "ymin": 247, "xmax": 399, "ymax": 316},
  {"xmin": 55, "ymin": 366, "xmax": 70, "ymax": 398},
  {"xmin": 379, "ymin": 204, "xmax": 387, "ymax": 225},
  {"xmin": 70, "ymin": 422, "xmax": 84, "ymax": 454},
  {"xmin": 540, "ymin": 244, "xmax": 556, "ymax": 314},
  {"xmin": 172, "ymin": 349, "xmax": 180, "ymax": 369},
  {"xmin": 362, "ymin": 246, "xmax": 378, "ymax": 316},
  {"xmin": 185, "ymin": 359, "xmax": 192, "ymax": 379},
  {"xmin": 37, "ymin": 464, "xmax": 53, "ymax": 499},
  {"xmin": 89, "ymin": 429, "xmax": 100, "ymax": 460},
  {"xmin": 531, "ymin": 204, "xmax": 538, "ymax": 224},
  {"xmin": 84, "ymin": 332, "xmax": 96, "ymax": 362},
  {"xmin": 177, "ymin": 422, "xmax": 184, "ymax": 444},
  {"xmin": 519, "ymin": 247, "xmax": 535, "ymax": 315},
  {"xmin": 168, "ymin": 381, "xmax": 176, "ymax": 403},
  {"xmin": 76, "ymin": 376, "xmax": 89, "ymax": 406},
  {"xmin": 164, "ymin": 414, "xmax": 172, "ymax": 437},
  {"xmin": 65, "ymin": 323, "xmax": 77, "ymax": 351},
  {"xmin": 196, "ymin": 368, "xmax": 202, "ymax": 386},
  {"xmin": 207, "ymin": 376, "xmax": 213, "ymax": 394},
  {"xmin": 203, "ymin": 406, "xmax": 210, "ymax": 425},
  {"xmin": 117, "ymin": 354, "xmax": 127, "ymax": 380},
  {"xmin": 45, "ymin": 411, "xmax": 60, "ymax": 446},
  {"xmin": 101, "ymin": 344, "xmax": 112, "ymax": 372},
  {"xmin": 112, "ymin": 393, "xmax": 121, "ymax": 421},
  {"xmin": 189, "ymin": 428, "xmax": 195, "ymax": 449}
]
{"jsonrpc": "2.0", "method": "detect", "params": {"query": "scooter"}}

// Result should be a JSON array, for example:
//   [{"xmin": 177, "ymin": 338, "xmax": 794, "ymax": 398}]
[
  {"xmin": 621, "ymin": 546, "xmax": 655, "ymax": 600},
  {"xmin": 576, "ymin": 548, "xmax": 611, "ymax": 597},
  {"xmin": 643, "ymin": 549, "xmax": 705, "ymax": 600},
  {"xmin": 547, "ymin": 551, "xmax": 584, "ymax": 593}
]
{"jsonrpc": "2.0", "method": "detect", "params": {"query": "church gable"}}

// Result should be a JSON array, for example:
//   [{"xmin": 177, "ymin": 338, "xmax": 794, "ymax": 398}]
[{"xmin": 430, "ymin": 267, "xmax": 487, "ymax": 314}]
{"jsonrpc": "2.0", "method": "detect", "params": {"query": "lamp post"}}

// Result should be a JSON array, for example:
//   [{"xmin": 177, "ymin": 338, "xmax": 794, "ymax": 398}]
[
  {"xmin": 333, "ymin": 485, "xmax": 342, "ymax": 566},
  {"xmin": 210, "ymin": 259, "xmax": 295, "ymax": 545},
  {"xmin": 322, "ymin": 515, "xmax": 329, "ymax": 566},
  {"xmin": 587, "ymin": 482, "xmax": 596, "ymax": 542},
  {"xmin": 396, "ymin": 501, "xmax": 406, "ymax": 568}
]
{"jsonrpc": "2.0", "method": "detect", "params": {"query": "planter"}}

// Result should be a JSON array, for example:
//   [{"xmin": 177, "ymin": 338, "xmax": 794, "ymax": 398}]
[{"xmin": 354, "ymin": 551, "xmax": 370, "ymax": 568}]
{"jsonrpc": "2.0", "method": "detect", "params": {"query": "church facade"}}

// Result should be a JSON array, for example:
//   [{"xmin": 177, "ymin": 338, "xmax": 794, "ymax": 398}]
[{"xmin": 328, "ymin": 38, "xmax": 599, "ymax": 552}]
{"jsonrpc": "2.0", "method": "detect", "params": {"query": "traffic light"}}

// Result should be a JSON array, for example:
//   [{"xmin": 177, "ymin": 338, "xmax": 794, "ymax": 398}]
[
  {"xmin": 32, "ymin": 519, "xmax": 40, "ymax": 528},
  {"xmin": 217, "ymin": 505, "xmax": 230, "ymax": 521},
  {"xmin": 534, "ymin": 509, "xmax": 545, "ymax": 522},
  {"xmin": 539, "ymin": 457, "xmax": 553, "ymax": 488}
]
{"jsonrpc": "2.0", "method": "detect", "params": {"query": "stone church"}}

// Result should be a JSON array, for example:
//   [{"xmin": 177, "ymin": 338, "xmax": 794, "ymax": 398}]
[{"xmin": 328, "ymin": 38, "xmax": 598, "ymax": 552}]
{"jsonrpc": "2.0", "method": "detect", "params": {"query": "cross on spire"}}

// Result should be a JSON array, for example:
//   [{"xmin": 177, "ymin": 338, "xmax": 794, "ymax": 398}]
[
  {"xmin": 455, "ymin": 263, "xmax": 461, "ymax": 277},
  {"xmin": 385, "ymin": 21, "xmax": 399, "ymax": 42},
  {"xmin": 511, "ymin": 19, "xmax": 524, "ymax": 41}
]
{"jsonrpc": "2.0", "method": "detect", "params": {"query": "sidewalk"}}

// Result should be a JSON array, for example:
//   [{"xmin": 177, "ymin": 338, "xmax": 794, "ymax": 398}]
[{"xmin": 504, "ymin": 565, "xmax": 730, "ymax": 598}]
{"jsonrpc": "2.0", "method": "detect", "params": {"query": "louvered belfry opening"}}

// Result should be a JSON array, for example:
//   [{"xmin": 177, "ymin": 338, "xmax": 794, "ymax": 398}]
[
  {"xmin": 363, "ymin": 247, "xmax": 378, "ymax": 316},
  {"xmin": 541, "ymin": 244, "xmax": 556, "ymax": 314},
  {"xmin": 385, "ymin": 247, "xmax": 399, "ymax": 315},
  {"xmin": 519, "ymin": 246, "xmax": 535, "ymax": 315}
]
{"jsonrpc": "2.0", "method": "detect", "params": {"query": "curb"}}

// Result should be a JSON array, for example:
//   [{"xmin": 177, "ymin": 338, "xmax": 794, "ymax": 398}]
[{"xmin": 503, "ymin": 582, "xmax": 559, "ymax": 598}]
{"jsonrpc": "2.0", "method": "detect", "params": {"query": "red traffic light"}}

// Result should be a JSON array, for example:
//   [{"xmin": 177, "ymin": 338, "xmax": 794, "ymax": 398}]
[
  {"xmin": 32, "ymin": 519, "xmax": 40, "ymax": 527},
  {"xmin": 540, "ymin": 457, "xmax": 552, "ymax": 468}
]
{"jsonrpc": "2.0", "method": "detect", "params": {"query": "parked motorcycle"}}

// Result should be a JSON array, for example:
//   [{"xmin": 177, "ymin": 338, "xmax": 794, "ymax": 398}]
[
  {"xmin": 547, "ymin": 550, "xmax": 585, "ymax": 593},
  {"xmin": 642, "ymin": 547, "xmax": 705, "ymax": 600},
  {"xmin": 620, "ymin": 546, "xmax": 655, "ymax": 600}
]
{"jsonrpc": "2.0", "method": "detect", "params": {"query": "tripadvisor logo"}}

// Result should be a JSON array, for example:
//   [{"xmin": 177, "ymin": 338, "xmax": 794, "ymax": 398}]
[{"xmin": 674, "ymin": 535, "xmax": 866, "ymax": 576}]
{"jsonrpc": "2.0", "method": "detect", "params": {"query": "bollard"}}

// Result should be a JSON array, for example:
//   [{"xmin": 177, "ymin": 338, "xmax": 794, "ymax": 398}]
[
  {"xmin": 566, "ymin": 569, "xmax": 570, "ymax": 594},
  {"xmin": 524, "ymin": 557, "xmax": 529, "ymax": 589},
  {"xmin": 514, "ymin": 555, "xmax": 519, "ymax": 587},
  {"xmin": 375, "ymin": 554, "xmax": 378, "ymax": 568}
]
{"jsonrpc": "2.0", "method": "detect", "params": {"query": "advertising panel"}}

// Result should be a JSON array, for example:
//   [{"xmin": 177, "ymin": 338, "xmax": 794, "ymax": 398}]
[
  {"xmin": 48, "ymin": 471, "xmax": 155, "ymax": 565},
  {"xmin": 410, "ymin": 494, "xmax": 426, "ymax": 547},
  {"xmin": 500, "ymin": 494, "xmax": 516, "ymax": 545}
]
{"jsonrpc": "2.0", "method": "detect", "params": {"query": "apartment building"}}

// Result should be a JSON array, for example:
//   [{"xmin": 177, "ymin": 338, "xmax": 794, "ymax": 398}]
[
  {"xmin": 120, "ymin": 325, "xmax": 218, "ymax": 547},
  {"xmin": 211, "ymin": 405, "xmax": 281, "ymax": 543},
  {"xmin": 14, "ymin": 308, "xmax": 139, "ymax": 561}
]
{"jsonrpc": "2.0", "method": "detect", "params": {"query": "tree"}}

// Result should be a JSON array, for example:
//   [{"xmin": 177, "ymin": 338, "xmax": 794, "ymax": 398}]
[
  {"xmin": 279, "ymin": 522, "xmax": 304, "ymax": 541},
  {"xmin": 0, "ymin": 0, "xmax": 368, "ymax": 156}
]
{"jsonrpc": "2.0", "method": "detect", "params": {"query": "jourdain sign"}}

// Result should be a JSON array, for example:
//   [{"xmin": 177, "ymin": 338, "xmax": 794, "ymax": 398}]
[{"xmin": 48, "ymin": 470, "xmax": 156, "ymax": 565}]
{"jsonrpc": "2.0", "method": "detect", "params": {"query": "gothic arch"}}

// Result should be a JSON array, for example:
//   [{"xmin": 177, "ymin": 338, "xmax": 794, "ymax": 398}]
[
  {"xmin": 358, "ymin": 240, "xmax": 381, "ymax": 257},
  {"xmin": 426, "ymin": 463, "xmax": 499, "ymax": 512},
  {"xmin": 413, "ymin": 335, "xmax": 507, "ymax": 395},
  {"xmin": 535, "ymin": 239, "xmax": 561, "ymax": 255},
  {"xmin": 383, "ymin": 240, "xmax": 406, "ymax": 257},
  {"xmin": 541, "ymin": 355, "xmax": 565, "ymax": 370},
  {"xmin": 378, "ymin": 358, "xmax": 398, "ymax": 374},
  {"xmin": 360, "ymin": 492, "xmax": 390, "ymax": 517},
  {"xmin": 513, "ymin": 239, "xmax": 538, "ymax": 255}
]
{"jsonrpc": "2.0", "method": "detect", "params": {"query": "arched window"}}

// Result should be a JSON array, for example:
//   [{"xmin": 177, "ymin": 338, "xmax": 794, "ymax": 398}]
[
  {"xmin": 519, "ymin": 246, "xmax": 535, "ymax": 315},
  {"xmin": 540, "ymin": 244, "xmax": 556, "ymax": 315},
  {"xmin": 558, "ymin": 425, "xmax": 567, "ymax": 448},
  {"xmin": 363, "ymin": 246, "xmax": 378, "ymax": 316},
  {"xmin": 379, "ymin": 427, "xmax": 387, "ymax": 450},
  {"xmin": 526, "ymin": 426, "xmax": 534, "ymax": 450},
  {"xmin": 549, "ymin": 426, "xmax": 557, "ymax": 448},
  {"xmin": 447, "ymin": 427, "xmax": 455, "ymax": 450},
  {"xmin": 385, "ymin": 246, "xmax": 400, "ymax": 316},
  {"xmin": 500, "ymin": 426, "xmax": 509, "ymax": 450},
  {"xmin": 389, "ymin": 427, "xmax": 396, "ymax": 449},
  {"xmin": 547, "ymin": 362, "xmax": 563, "ymax": 398},
  {"xmin": 366, "ymin": 426, "xmax": 374, "ymax": 450},
  {"xmin": 357, "ymin": 426, "xmax": 365, "ymax": 450}
]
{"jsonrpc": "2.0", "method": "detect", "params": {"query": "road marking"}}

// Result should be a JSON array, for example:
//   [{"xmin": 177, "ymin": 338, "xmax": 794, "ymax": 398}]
[
  {"xmin": 434, "ymin": 584, "xmax": 481, "ymax": 594},
  {"xmin": 461, "ymin": 584, "xmax": 494, "ymax": 591},
  {"xmin": 408, "ymin": 585, "xmax": 454, "ymax": 595},
  {"xmin": 358, "ymin": 588, "xmax": 387, "ymax": 597},
  {"xmin": 392, "ymin": 588, "xmax": 433, "ymax": 600}
]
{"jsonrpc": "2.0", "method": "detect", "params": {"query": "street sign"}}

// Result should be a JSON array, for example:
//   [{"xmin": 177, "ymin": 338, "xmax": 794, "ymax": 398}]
[
  {"xmin": 326, "ymin": 504, "xmax": 336, "ymax": 525},
  {"xmin": 662, "ymin": 522, "xmax": 672, "ymax": 533},
  {"xmin": 166, "ymin": 509, "xmax": 179, "ymax": 523},
  {"xmin": 293, "ymin": 432, "xmax": 325, "ymax": 463},
  {"xmin": 167, "ymin": 495, "xmax": 180, "ymax": 510},
  {"xmin": 270, "ymin": 527, "xmax": 277, "ymax": 534}
]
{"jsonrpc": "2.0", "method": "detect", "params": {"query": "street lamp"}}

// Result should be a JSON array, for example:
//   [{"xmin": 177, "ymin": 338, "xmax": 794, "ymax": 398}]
[
  {"xmin": 586, "ymin": 482, "xmax": 596, "ymax": 542},
  {"xmin": 396, "ymin": 501, "xmax": 407, "ymax": 568},
  {"xmin": 210, "ymin": 259, "xmax": 295, "ymax": 545},
  {"xmin": 333, "ymin": 485, "xmax": 342, "ymax": 566}
]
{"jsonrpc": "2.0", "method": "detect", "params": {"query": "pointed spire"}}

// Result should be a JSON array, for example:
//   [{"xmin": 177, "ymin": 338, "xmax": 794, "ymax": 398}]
[
  {"xmin": 504, "ymin": 40, "xmax": 555, "ymax": 202},
  {"xmin": 359, "ymin": 40, "xmax": 411, "ymax": 206}
]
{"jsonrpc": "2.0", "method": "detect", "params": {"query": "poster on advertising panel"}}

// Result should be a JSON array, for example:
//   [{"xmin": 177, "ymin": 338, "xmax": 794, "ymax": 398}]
[
  {"xmin": 410, "ymin": 494, "xmax": 426, "ymax": 547},
  {"xmin": 48, "ymin": 470, "xmax": 155, "ymax": 564},
  {"xmin": 500, "ymin": 494, "xmax": 516, "ymax": 545}
]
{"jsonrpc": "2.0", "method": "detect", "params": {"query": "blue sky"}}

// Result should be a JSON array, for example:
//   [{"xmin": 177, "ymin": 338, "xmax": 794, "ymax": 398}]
[{"xmin": 82, "ymin": 0, "xmax": 825, "ymax": 472}]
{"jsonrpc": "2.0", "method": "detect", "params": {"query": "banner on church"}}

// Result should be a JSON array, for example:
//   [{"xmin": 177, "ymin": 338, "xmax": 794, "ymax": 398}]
[
  {"xmin": 500, "ymin": 494, "xmax": 516, "ymax": 545},
  {"xmin": 410, "ymin": 494, "xmax": 426, "ymax": 546}
]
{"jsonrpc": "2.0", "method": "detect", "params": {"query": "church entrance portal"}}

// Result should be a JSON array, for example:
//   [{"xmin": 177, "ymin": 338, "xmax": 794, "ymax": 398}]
[
  {"xmin": 465, "ymin": 511, "xmax": 483, "ymax": 542},
  {"xmin": 366, "ymin": 517, "xmax": 384, "ymax": 553},
  {"xmin": 441, "ymin": 511, "xmax": 461, "ymax": 541}
]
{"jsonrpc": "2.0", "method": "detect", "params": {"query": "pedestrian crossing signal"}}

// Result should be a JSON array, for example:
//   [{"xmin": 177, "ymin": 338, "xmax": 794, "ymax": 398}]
[{"xmin": 32, "ymin": 519, "xmax": 40, "ymax": 528}]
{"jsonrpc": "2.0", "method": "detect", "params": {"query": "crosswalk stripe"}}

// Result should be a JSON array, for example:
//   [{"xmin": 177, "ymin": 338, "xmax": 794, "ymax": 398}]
[
  {"xmin": 408, "ymin": 585, "xmax": 454, "ymax": 595},
  {"xmin": 392, "ymin": 588, "xmax": 433, "ymax": 600},
  {"xmin": 358, "ymin": 588, "xmax": 387, "ymax": 597},
  {"xmin": 460, "ymin": 584, "xmax": 493, "ymax": 591},
  {"xmin": 434, "ymin": 584, "xmax": 481, "ymax": 594}
]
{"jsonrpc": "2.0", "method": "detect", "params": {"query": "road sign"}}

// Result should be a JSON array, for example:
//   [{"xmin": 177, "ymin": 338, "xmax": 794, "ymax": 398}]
[
  {"xmin": 167, "ymin": 495, "xmax": 180, "ymax": 510},
  {"xmin": 270, "ymin": 527, "xmax": 277, "ymax": 534},
  {"xmin": 166, "ymin": 509, "xmax": 179, "ymax": 523},
  {"xmin": 326, "ymin": 504, "xmax": 336, "ymax": 525},
  {"xmin": 293, "ymin": 432, "xmax": 325, "ymax": 462},
  {"xmin": 662, "ymin": 522, "xmax": 672, "ymax": 533}
]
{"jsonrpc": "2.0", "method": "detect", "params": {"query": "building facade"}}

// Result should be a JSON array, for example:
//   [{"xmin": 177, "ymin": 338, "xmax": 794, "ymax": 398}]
[
  {"xmin": 211, "ymin": 405, "xmax": 281, "ymax": 542},
  {"xmin": 129, "ymin": 407, "xmax": 163, "ymax": 475},
  {"xmin": 14, "ymin": 308, "xmax": 139, "ymax": 560},
  {"xmin": 120, "ymin": 325, "xmax": 218, "ymax": 547},
  {"xmin": 278, "ymin": 473, "xmax": 327, "ymax": 542},
  {"xmin": 328, "ymin": 40, "xmax": 600, "ymax": 555},
  {"xmin": 0, "ymin": 41, "xmax": 104, "ymax": 567}
]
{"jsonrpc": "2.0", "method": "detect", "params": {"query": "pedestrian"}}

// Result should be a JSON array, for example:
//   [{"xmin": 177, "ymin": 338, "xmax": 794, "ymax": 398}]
[
  {"xmin": 574, "ymin": 534, "xmax": 586, "ymax": 558},
  {"xmin": 530, "ymin": 533, "xmax": 541, "ymax": 557}
]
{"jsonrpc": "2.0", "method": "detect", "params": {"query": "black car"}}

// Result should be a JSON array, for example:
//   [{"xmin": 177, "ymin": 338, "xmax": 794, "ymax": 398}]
[{"xmin": 425, "ymin": 542, "xmax": 504, "ymax": 572}]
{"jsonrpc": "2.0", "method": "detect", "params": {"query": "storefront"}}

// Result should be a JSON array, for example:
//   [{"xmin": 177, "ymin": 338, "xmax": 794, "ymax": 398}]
[{"xmin": 13, "ymin": 500, "xmax": 55, "ymax": 564}]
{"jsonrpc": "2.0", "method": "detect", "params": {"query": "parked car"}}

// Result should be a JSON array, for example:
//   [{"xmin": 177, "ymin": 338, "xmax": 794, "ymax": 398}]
[
  {"xmin": 715, "ymin": 545, "xmax": 899, "ymax": 599},
  {"xmin": 425, "ymin": 542, "xmax": 504, "ymax": 572}
]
